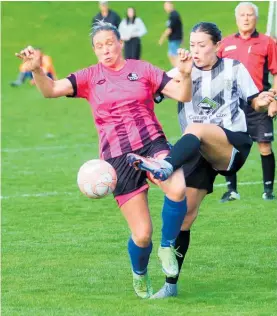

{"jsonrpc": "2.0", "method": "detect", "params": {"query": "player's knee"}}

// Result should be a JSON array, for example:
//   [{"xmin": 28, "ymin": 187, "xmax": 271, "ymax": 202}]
[
  {"xmin": 171, "ymin": 185, "xmax": 186, "ymax": 201},
  {"xmin": 258, "ymin": 142, "xmax": 272, "ymax": 155},
  {"xmin": 184, "ymin": 123, "xmax": 203, "ymax": 137},
  {"xmin": 133, "ymin": 230, "xmax": 152, "ymax": 247},
  {"xmin": 165, "ymin": 176, "xmax": 186, "ymax": 201}
]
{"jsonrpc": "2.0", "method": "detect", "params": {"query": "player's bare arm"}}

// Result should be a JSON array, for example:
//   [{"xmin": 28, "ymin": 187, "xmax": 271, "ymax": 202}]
[
  {"xmin": 161, "ymin": 49, "xmax": 192, "ymax": 102},
  {"xmin": 159, "ymin": 28, "xmax": 172, "ymax": 46},
  {"xmin": 15, "ymin": 45, "xmax": 73, "ymax": 98}
]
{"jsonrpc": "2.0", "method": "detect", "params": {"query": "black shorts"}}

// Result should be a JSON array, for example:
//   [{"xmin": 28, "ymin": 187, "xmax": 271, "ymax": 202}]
[
  {"xmin": 183, "ymin": 154, "xmax": 217, "ymax": 194},
  {"xmin": 182, "ymin": 128, "xmax": 253, "ymax": 194},
  {"xmin": 246, "ymin": 107, "xmax": 274, "ymax": 142},
  {"xmin": 106, "ymin": 136, "xmax": 169, "ymax": 198}
]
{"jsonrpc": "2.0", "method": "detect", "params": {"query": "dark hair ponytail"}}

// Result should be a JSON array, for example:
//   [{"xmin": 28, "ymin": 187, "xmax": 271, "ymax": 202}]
[{"xmin": 191, "ymin": 22, "xmax": 222, "ymax": 44}]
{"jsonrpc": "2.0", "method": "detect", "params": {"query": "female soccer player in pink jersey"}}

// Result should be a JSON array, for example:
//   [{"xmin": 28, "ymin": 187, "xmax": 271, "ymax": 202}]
[{"xmin": 15, "ymin": 21, "xmax": 193, "ymax": 298}]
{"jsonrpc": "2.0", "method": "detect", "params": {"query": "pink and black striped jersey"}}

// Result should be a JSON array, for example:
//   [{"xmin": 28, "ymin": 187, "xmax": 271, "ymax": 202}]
[{"xmin": 67, "ymin": 59, "xmax": 171, "ymax": 159}]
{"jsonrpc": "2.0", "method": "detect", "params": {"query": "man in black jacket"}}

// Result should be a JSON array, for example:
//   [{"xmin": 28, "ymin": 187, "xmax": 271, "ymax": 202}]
[{"xmin": 92, "ymin": 1, "xmax": 121, "ymax": 28}]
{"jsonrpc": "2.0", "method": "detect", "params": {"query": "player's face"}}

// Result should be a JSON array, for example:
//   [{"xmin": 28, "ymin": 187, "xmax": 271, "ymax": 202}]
[
  {"xmin": 236, "ymin": 5, "xmax": 257, "ymax": 33},
  {"xmin": 190, "ymin": 32, "xmax": 220, "ymax": 70},
  {"xmin": 93, "ymin": 31, "xmax": 123, "ymax": 68},
  {"xmin": 163, "ymin": 2, "xmax": 171, "ymax": 13}
]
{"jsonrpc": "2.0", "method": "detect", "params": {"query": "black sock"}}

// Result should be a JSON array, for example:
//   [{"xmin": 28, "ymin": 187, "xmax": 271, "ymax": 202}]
[
  {"xmin": 166, "ymin": 230, "xmax": 190, "ymax": 285},
  {"xmin": 225, "ymin": 174, "xmax": 237, "ymax": 192},
  {"xmin": 261, "ymin": 152, "xmax": 275, "ymax": 192},
  {"xmin": 165, "ymin": 134, "xmax": 200, "ymax": 171}
]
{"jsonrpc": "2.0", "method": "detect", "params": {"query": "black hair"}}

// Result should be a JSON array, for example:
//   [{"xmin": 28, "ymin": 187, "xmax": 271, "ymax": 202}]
[
  {"xmin": 191, "ymin": 22, "xmax": 222, "ymax": 44},
  {"xmin": 126, "ymin": 7, "xmax": 136, "ymax": 25}
]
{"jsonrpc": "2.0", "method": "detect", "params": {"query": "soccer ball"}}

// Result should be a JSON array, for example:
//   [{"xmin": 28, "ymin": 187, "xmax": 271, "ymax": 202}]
[{"xmin": 77, "ymin": 159, "xmax": 117, "ymax": 199}]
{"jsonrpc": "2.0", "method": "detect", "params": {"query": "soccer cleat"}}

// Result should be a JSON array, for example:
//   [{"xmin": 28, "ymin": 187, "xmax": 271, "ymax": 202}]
[
  {"xmin": 150, "ymin": 282, "xmax": 178, "ymax": 299},
  {"xmin": 10, "ymin": 81, "xmax": 21, "ymax": 87},
  {"xmin": 262, "ymin": 192, "xmax": 276, "ymax": 200},
  {"xmin": 158, "ymin": 246, "xmax": 182, "ymax": 278},
  {"xmin": 220, "ymin": 190, "xmax": 240, "ymax": 203},
  {"xmin": 132, "ymin": 272, "xmax": 153, "ymax": 299},
  {"xmin": 126, "ymin": 153, "xmax": 173, "ymax": 181}
]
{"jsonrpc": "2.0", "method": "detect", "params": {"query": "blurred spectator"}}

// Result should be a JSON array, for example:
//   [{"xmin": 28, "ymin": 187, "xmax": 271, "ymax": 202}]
[
  {"xmin": 118, "ymin": 7, "xmax": 147, "ymax": 60},
  {"xmin": 92, "ymin": 1, "xmax": 121, "ymax": 28},
  {"xmin": 11, "ymin": 48, "xmax": 56, "ymax": 87},
  {"xmin": 158, "ymin": 1, "xmax": 183, "ymax": 67}
]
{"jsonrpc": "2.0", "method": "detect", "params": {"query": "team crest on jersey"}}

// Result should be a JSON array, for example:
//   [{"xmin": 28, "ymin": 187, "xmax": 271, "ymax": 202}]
[
  {"xmin": 197, "ymin": 97, "xmax": 219, "ymax": 115},
  {"xmin": 127, "ymin": 73, "xmax": 139, "ymax": 81},
  {"xmin": 224, "ymin": 79, "xmax": 233, "ymax": 91}
]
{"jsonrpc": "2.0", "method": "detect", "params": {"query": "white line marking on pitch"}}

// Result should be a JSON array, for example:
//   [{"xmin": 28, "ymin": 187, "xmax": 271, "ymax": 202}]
[
  {"xmin": 1, "ymin": 180, "xmax": 276, "ymax": 200},
  {"xmin": 1, "ymin": 143, "xmax": 97, "ymax": 153},
  {"xmin": 1, "ymin": 131, "xmax": 276, "ymax": 153}
]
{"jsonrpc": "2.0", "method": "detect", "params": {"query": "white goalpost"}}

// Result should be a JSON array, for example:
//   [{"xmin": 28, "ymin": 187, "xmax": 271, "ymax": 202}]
[{"xmin": 266, "ymin": 0, "xmax": 277, "ymax": 38}]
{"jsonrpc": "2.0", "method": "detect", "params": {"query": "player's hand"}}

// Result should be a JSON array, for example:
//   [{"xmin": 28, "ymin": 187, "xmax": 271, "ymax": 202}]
[
  {"xmin": 176, "ymin": 49, "xmax": 193, "ymax": 76},
  {"xmin": 254, "ymin": 91, "xmax": 275, "ymax": 112},
  {"xmin": 158, "ymin": 38, "xmax": 164, "ymax": 46},
  {"xmin": 268, "ymin": 99, "xmax": 277, "ymax": 117},
  {"xmin": 15, "ymin": 46, "xmax": 42, "ymax": 72}
]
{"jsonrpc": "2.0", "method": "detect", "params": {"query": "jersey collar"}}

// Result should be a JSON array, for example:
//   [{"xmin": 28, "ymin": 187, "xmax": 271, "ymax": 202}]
[
  {"xmin": 235, "ymin": 29, "xmax": 259, "ymax": 38},
  {"xmin": 194, "ymin": 57, "xmax": 222, "ymax": 71}
]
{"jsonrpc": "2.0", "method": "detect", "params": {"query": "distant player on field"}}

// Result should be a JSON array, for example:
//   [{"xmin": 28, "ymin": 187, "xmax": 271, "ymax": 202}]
[
  {"xmin": 218, "ymin": 2, "xmax": 277, "ymax": 202},
  {"xmin": 11, "ymin": 48, "xmax": 57, "ymax": 87},
  {"xmin": 127, "ymin": 22, "xmax": 277, "ymax": 298},
  {"xmin": 14, "ymin": 21, "xmax": 193, "ymax": 299},
  {"xmin": 158, "ymin": 1, "xmax": 183, "ymax": 67}
]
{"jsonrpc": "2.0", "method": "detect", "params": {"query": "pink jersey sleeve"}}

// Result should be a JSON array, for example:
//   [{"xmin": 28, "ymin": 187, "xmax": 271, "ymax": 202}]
[
  {"xmin": 67, "ymin": 67, "xmax": 91, "ymax": 99},
  {"xmin": 145, "ymin": 62, "xmax": 171, "ymax": 95}
]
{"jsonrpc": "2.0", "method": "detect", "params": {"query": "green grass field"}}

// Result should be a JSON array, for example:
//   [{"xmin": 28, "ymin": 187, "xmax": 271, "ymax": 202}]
[{"xmin": 2, "ymin": 1, "xmax": 277, "ymax": 315}]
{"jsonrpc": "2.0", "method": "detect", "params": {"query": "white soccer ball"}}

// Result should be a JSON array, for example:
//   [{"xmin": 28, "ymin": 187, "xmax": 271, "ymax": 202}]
[{"xmin": 77, "ymin": 159, "xmax": 117, "ymax": 199}]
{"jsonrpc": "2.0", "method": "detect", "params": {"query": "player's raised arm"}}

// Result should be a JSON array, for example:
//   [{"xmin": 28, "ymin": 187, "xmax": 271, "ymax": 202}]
[
  {"xmin": 15, "ymin": 46, "xmax": 73, "ymax": 98},
  {"xmin": 161, "ymin": 49, "xmax": 192, "ymax": 102}
]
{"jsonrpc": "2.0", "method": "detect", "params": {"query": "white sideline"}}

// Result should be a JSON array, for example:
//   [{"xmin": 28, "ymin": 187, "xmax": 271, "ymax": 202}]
[
  {"xmin": 1, "ymin": 143, "xmax": 96, "ymax": 153},
  {"xmin": 1, "ymin": 180, "xmax": 276, "ymax": 200},
  {"xmin": 2, "ymin": 130, "xmax": 277, "ymax": 153}
]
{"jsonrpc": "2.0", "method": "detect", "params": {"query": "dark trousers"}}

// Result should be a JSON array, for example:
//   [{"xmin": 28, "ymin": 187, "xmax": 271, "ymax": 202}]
[{"xmin": 124, "ymin": 37, "xmax": 141, "ymax": 60}]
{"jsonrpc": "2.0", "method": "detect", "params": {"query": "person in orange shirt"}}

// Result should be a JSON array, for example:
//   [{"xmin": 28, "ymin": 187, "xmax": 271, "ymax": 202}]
[{"xmin": 11, "ymin": 48, "xmax": 57, "ymax": 86}]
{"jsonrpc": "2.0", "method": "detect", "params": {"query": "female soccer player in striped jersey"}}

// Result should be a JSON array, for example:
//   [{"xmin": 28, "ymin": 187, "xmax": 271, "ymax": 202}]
[
  {"xmin": 127, "ymin": 22, "xmax": 277, "ymax": 298},
  {"xmin": 15, "ymin": 21, "xmax": 194, "ymax": 299}
]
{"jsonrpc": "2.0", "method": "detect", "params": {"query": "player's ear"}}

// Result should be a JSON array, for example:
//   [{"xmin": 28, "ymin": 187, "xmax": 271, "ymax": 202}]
[
  {"xmin": 215, "ymin": 41, "xmax": 221, "ymax": 53},
  {"xmin": 120, "ymin": 40, "xmax": 124, "ymax": 48}
]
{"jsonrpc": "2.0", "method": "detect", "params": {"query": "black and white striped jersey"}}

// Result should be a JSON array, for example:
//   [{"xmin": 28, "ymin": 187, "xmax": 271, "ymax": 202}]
[{"xmin": 167, "ymin": 58, "xmax": 259, "ymax": 133}]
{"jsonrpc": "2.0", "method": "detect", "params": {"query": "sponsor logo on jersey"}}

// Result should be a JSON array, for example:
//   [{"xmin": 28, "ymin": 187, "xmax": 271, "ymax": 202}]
[
  {"xmin": 96, "ymin": 79, "xmax": 106, "ymax": 85},
  {"xmin": 127, "ymin": 73, "xmax": 139, "ymax": 81},
  {"xmin": 197, "ymin": 97, "xmax": 220, "ymax": 115}
]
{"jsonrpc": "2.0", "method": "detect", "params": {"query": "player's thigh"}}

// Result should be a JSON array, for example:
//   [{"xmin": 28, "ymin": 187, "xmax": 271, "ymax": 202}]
[
  {"xmin": 186, "ymin": 123, "xmax": 233, "ymax": 170},
  {"xmin": 120, "ymin": 190, "xmax": 152, "ymax": 245}
]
